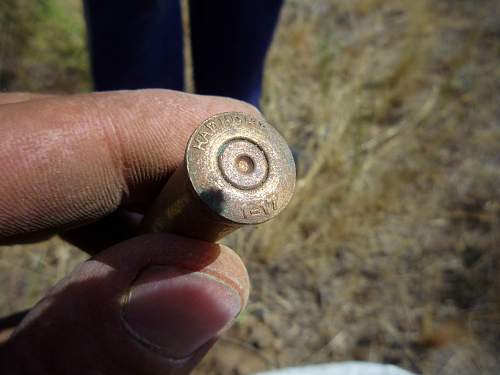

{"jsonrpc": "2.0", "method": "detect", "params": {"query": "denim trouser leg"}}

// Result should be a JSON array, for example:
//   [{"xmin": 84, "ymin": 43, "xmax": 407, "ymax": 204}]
[
  {"xmin": 84, "ymin": 0, "xmax": 283, "ymax": 106},
  {"xmin": 84, "ymin": 0, "xmax": 184, "ymax": 91},
  {"xmin": 189, "ymin": 0, "xmax": 283, "ymax": 106}
]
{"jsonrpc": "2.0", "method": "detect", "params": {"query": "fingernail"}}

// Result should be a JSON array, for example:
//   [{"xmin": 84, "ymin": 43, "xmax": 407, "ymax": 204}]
[{"xmin": 121, "ymin": 266, "xmax": 241, "ymax": 358}]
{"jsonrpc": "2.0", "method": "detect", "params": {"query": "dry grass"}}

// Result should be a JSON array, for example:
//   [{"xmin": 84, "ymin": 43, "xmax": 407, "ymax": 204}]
[{"xmin": 1, "ymin": 0, "xmax": 499, "ymax": 374}]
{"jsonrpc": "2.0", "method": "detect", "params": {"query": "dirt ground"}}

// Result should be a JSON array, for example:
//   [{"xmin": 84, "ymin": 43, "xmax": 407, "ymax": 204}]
[{"xmin": 1, "ymin": 0, "xmax": 499, "ymax": 374}]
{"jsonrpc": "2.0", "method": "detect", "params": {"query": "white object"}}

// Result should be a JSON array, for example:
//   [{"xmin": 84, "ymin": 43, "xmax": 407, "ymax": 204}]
[{"xmin": 254, "ymin": 361, "xmax": 417, "ymax": 375}]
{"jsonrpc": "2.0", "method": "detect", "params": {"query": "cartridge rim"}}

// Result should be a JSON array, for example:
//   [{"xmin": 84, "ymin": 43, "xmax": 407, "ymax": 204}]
[{"xmin": 186, "ymin": 112, "xmax": 296, "ymax": 225}]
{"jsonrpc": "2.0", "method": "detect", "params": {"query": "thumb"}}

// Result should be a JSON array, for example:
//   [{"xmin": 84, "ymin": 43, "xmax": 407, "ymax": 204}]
[{"xmin": 1, "ymin": 234, "xmax": 249, "ymax": 375}]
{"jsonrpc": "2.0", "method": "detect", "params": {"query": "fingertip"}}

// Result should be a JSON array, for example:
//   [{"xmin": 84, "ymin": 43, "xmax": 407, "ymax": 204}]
[
  {"xmin": 121, "ymin": 265, "xmax": 242, "ymax": 358},
  {"xmin": 91, "ymin": 233, "xmax": 250, "ymax": 306},
  {"xmin": 203, "ymin": 244, "xmax": 250, "ymax": 309},
  {"xmin": 2, "ymin": 233, "xmax": 250, "ymax": 374}
]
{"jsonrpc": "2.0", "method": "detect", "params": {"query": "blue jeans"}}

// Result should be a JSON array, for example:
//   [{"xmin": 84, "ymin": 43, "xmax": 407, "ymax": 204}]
[{"xmin": 84, "ymin": 0, "xmax": 283, "ymax": 107}]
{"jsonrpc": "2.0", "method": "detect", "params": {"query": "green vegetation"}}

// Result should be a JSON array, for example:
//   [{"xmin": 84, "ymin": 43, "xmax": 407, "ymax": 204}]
[{"xmin": 0, "ymin": 0, "xmax": 90, "ymax": 92}]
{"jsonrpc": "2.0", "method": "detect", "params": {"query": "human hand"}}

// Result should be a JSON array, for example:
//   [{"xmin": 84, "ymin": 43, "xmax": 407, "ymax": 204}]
[{"xmin": 0, "ymin": 90, "xmax": 256, "ymax": 374}]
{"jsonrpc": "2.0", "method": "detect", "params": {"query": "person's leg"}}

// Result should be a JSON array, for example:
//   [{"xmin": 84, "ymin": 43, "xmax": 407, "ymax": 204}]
[
  {"xmin": 189, "ymin": 0, "xmax": 284, "ymax": 107},
  {"xmin": 84, "ymin": 0, "xmax": 184, "ymax": 91}
]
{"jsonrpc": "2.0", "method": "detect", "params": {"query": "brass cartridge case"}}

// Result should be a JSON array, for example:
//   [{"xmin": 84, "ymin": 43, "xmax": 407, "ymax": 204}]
[{"xmin": 140, "ymin": 112, "xmax": 295, "ymax": 242}]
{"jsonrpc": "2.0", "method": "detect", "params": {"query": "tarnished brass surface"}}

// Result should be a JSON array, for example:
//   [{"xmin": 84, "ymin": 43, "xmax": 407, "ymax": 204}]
[{"xmin": 141, "ymin": 112, "xmax": 296, "ymax": 242}]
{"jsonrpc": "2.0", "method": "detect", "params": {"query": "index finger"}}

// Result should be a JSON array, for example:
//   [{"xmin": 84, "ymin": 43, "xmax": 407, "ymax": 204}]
[{"xmin": 0, "ymin": 89, "xmax": 259, "ymax": 243}]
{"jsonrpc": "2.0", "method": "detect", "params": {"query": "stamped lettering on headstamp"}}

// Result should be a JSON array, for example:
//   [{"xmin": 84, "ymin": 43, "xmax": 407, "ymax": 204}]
[
  {"xmin": 191, "ymin": 113, "xmax": 256, "ymax": 151},
  {"xmin": 191, "ymin": 120, "xmax": 222, "ymax": 151},
  {"xmin": 241, "ymin": 194, "xmax": 278, "ymax": 219}
]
